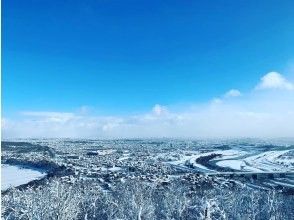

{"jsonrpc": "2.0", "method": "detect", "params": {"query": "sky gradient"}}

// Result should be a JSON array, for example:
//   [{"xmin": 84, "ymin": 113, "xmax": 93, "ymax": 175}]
[{"xmin": 2, "ymin": 0, "xmax": 294, "ymax": 138}]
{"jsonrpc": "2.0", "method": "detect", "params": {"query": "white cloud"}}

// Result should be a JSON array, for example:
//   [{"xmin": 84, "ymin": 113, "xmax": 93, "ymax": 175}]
[
  {"xmin": 224, "ymin": 89, "xmax": 242, "ymax": 98},
  {"xmin": 21, "ymin": 111, "xmax": 76, "ymax": 123},
  {"xmin": 210, "ymin": 89, "xmax": 241, "ymax": 105},
  {"xmin": 255, "ymin": 72, "xmax": 294, "ymax": 90},
  {"xmin": 211, "ymin": 98, "xmax": 223, "ymax": 104},
  {"xmin": 152, "ymin": 104, "xmax": 168, "ymax": 116},
  {"xmin": 2, "ymin": 72, "xmax": 294, "ymax": 139}
]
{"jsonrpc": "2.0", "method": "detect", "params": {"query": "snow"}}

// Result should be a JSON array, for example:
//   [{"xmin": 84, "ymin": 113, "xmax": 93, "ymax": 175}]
[
  {"xmin": 168, "ymin": 150, "xmax": 247, "ymax": 172},
  {"xmin": 1, "ymin": 164, "xmax": 46, "ymax": 191},
  {"xmin": 97, "ymin": 149, "xmax": 116, "ymax": 156},
  {"xmin": 216, "ymin": 160, "xmax": 262, "ymax": 172},
  {"xmin": 244, "ymin": 150, "xmax": 293, "ymax": 172},
  {"xmin": 210, "ymin": 150, "xmax": 247, "ymax": 160},
  {"xmin": 216, "ymin": 160, "xmax": 245, "ymax": 170},
  {"xmin": 214, "ymin": 150, "xmax": 294, "ymax": 172},
  {"xmin": 167, "ymin": 149, "xmax": 294, "ymax": 173},
  {"xmin": 118, "ymin": 154, "xmax": 130, "ymax": 161},
  {"xmin": 108, "ymin": 166, "xmax": 122, "ymax": 172}
]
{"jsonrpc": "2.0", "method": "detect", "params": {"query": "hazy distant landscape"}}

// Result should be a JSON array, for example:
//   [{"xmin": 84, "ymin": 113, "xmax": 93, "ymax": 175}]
[{"xmin": 1, "ymin": 139, "xmax": 294, "ymax": 219}]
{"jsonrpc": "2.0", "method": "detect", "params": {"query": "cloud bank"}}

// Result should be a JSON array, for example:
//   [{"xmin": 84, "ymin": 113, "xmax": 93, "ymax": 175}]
[{"xmin": 2, "ymin": 72, "xmax": 294, "ymax": 138}]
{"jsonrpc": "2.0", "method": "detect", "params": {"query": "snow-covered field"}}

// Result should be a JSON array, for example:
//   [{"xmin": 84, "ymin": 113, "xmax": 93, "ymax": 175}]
[
  {"xmin": 1, "ymin": 164, "xmax": 46, "ymax": 191},
  {"xmin": 216, "ymin": 160, "xmax": 246, "ymax": 170},
  {"xmin": 215, "ymin": 149, "xmax": 294, "ymax": 172},
  {"xmin": 243, "ymin": 150, "xmax": 294, "ymax": 172},
  {"xmin": 167, "ymin": 148, "xmax": 294, "ymax": 173}
]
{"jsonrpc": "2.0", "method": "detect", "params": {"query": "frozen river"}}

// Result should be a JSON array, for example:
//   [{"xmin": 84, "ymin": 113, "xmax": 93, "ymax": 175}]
[{"xmin": 1, "ymin": 164, "xmax": 46, "ymax": 191}]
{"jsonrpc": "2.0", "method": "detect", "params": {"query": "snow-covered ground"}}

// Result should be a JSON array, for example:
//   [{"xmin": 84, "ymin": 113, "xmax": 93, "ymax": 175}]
[
  {"xmin": 1, "ymin": 164, "xmax": 46, "ymax": 191},
  {"xmin": 216, "ymin": 160, "xmax": 262, "ymax": 172},
  {"xmin": 167, "ymin": 148, "xmax": 294, "ymax": 173},
  {"xmin": 167, "ymin": 150, "xmax": 212, "ymax": 172},
  {"xmin": 167, "ymin": 150, "xmax": 248, "ymax": 172},
  {"xmin": 118, "ymin": 153, "xmax": 130, "ymax": 161},
  {"xmin": 216, "ymin": 160, "xmax": 245, "ymax": 170},
  {"xmin": 108, "ymin": 166, "xmax": 122, "ymax": 172},
  {"xmin": 243, "ymin": 150, "xmax": 294, "ymax": 172}
]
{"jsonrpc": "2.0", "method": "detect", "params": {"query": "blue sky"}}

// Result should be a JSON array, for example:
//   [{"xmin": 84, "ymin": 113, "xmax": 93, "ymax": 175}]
[{"xmin": 2, "ymin": 0, "xmax": 294, "ymax": 138}]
